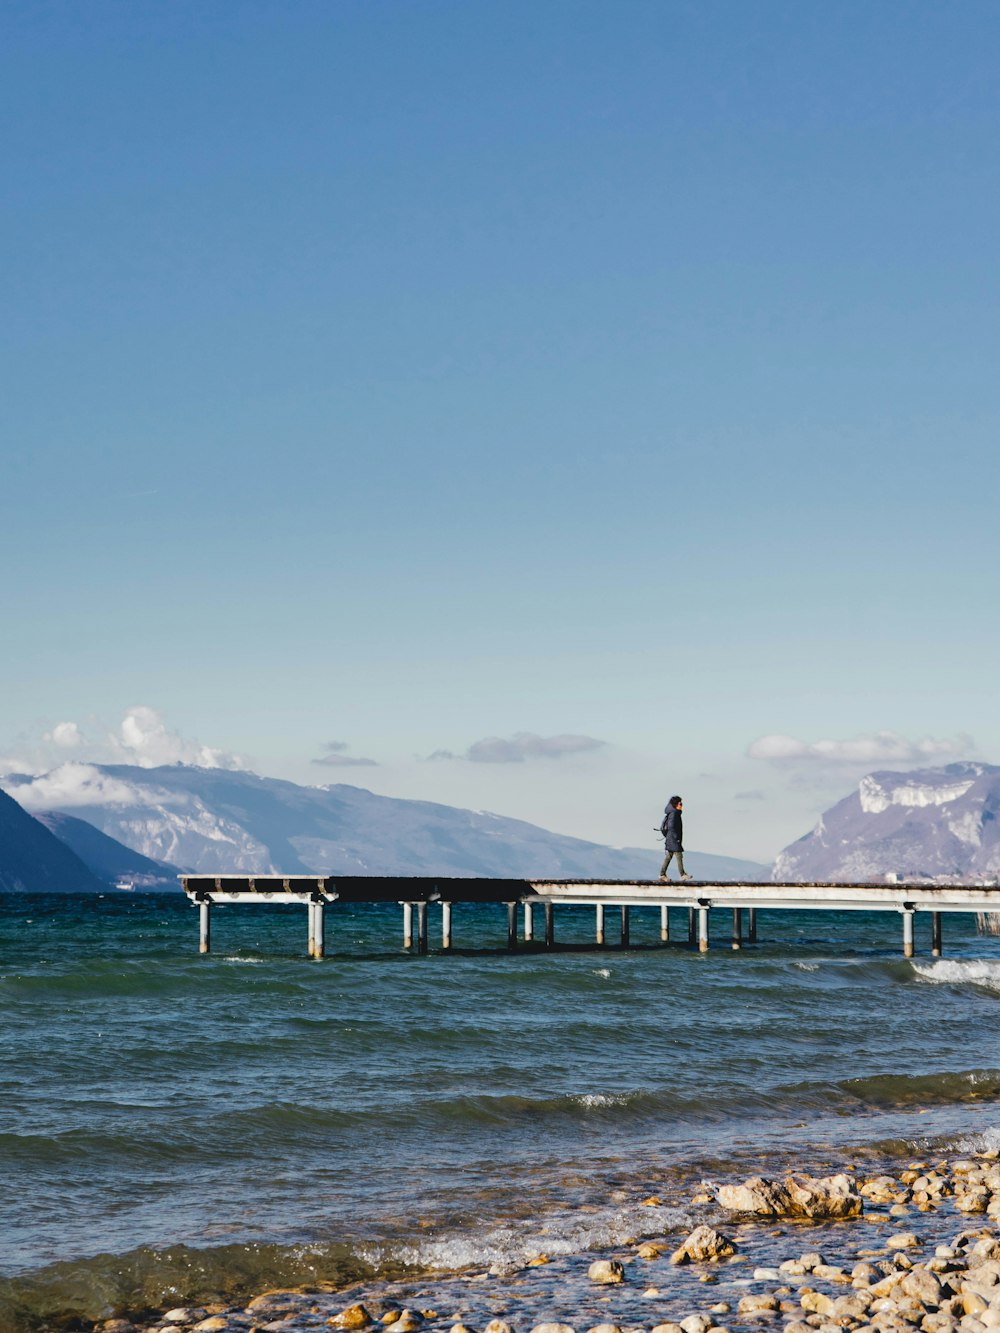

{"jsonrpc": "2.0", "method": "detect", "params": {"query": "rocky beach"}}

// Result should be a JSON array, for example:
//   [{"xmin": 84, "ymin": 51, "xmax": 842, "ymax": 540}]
[{"xmin": 71, "ymin": 1151, "xmax": 1000, "ymax": 1333}]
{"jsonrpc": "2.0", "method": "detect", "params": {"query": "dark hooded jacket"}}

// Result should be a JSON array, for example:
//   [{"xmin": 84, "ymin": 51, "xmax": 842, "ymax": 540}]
[{"xmin": 661, "ymin": 797, "xmax": 683, "ymax": 852}]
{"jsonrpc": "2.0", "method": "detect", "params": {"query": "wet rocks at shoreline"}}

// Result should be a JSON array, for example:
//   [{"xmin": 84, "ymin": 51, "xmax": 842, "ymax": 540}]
[{"xmin": 91, "ymin": 1151, "xmax": 1000, "ymax": 1333}]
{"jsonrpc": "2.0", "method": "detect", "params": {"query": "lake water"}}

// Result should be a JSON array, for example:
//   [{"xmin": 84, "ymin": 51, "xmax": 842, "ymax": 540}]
[{"xmin": 2, "ymin": 892, "xmax": 1000, "ymax": 1328}]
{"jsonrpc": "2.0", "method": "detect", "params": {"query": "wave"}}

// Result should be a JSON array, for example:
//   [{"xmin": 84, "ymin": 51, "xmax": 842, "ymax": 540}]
[
  {"xmin": 913, "ymin": 960, "xmax": 1000, "ymax": 993},
  {"xmin": 0, "ymin": 1239, "xmax": 391, "ymax": 1333},
  {"xmin": 0, "ymin": 1193, "xmax": 692, "ymax": 1332},
  {"xmin": 837, "ymin": 1067, "xmax": 1000, "ymax": 1108}
]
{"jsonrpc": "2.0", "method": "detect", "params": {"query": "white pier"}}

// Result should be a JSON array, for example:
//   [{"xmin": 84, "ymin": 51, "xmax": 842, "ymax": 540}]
[{"xmin": 181, "ymin": 875, "xmax": 1000, "ymax": 959}]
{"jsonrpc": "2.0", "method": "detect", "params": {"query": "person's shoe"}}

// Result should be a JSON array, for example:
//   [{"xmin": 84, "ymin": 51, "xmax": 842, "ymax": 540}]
[
  {"xmin": 680, "ymin": 873, "xmax": 693, "ymax": 881},
  {"xmin": 658, "ymin": 874, "xmax": 669, "ymax": 882}
]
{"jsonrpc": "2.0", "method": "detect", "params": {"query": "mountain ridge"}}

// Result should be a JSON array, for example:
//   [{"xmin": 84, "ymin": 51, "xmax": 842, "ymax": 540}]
[
  {"xmin": 0, "ymin": 787, "xmax": 107, "ymax": 893},
  {"xmin": 773, "ymin": 761, "xmax": 1000, "ymax": 882},
  {"xmin": 2, "ymin": 762, "xmax": 766, "ymax": 884}
]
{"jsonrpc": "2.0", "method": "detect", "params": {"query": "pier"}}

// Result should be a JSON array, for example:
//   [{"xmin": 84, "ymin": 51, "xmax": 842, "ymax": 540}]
[{"xmin": 181, "ymin": 875, "xmax": 1000, "ymax": 959}]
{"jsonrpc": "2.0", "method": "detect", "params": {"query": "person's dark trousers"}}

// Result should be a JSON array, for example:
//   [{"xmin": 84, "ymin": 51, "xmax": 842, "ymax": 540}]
[{"xmin": 660, "ymin": 850, "xmax": 686, "ymax": 878}]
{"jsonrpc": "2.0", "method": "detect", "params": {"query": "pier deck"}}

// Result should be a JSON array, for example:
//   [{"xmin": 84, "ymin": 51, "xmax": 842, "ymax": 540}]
[{"xmin": 181, "ymin": 875, "xmax": 1000, "ymax": 959}]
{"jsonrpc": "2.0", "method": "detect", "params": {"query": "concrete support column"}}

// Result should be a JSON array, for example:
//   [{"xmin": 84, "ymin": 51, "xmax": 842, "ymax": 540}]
[
  {"xmin": 544, "ymin": 902, "xmax": 555, "ymax": 948},
  {"xmin": 595, "ymin": 903, "xmax": 605, "ymax": 945},
  {"xmin": 687, "ymin": 907, "xmax": 696, "ymax": 948},
  {"xmin": 732, "ymin": 907, "xmax": 743, "ymax": 951},
  {"xmin": 199, "ymin": 899, "xmax": 211, "ymax": 954},
  {"xmin": 402, "ymin": 902, "xmax": 413, "ymax": 950},
  {"xmin": 902, "ymin": 908, "xmax": 915, "ymax": 959},
  {"xmin": 524, "ymin": 902, "xmax": 534, "ymax": 942},
  {"xmin": 506, "ymin": 902, "xmax": 518, "ymax": 951},
  {"xmin": 932, "ymin": 911, "xmax": 943, "ymax": 957},
  {"xmin": 307, "ymin": 901, "xmax": 316, "ymax": 958},
  {"xmin": 698, "ymin": 906, "xmax": 709, "ymax": 953},
  {"xmin": 660, "ymin": 904, "xmax": 669, "ymax": 942},
  {"xmin": 442, "ymin": 901, "xmax": 452, "ymax": 951},
  {"xmin": 748, "ymin": 908, "xmax": 758, "ymax": 944},
  {"xmin": 313, "ymin": 900, "xmax": 325, "ymax": 959},
  {"xmin": 416, "ymin": 901, "xmax": 428, "ymax": 955},
  {"xmin": 620, "ymin": 905, "xmax": 630, "ymax": 948}
]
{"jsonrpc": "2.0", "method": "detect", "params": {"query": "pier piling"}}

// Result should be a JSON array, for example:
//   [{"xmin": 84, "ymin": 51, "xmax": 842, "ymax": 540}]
[
  {"xmin": 595, "ymin": 903, "xmax": 605, "ymax": 945},
  {"xmin": 524, "ymin": 901, "xmax": 534, "ymax": 942},
  {"xmin": 660, "ymin": 904, "xmax": 669, "ymax": 942},
  {"xmin": 698, "ymin": 905, "xmax": 709, "ymax": 953},
  {"xmin": 687, "ymin": 907, "xmax": 696, "ymax": 948},
  {"xmin": 416, "ymin": 901, "xmax": 428, "ymax": 955},
  {"xmin": 544, "ymin": 902, "xmax": 555, "ymax": 948},
  {"xmin": 903, "ymin": 907, "xmax": 915, "ymax": 959},
  {"xmin": 402, "ymin": 902, "xmax": 413, "ymax": 950},
  {"xmin": 620, "ymin": 905, "xmax": 630, "ymax": 947},
  {"xmin": 506, "ymin": 902, "xmax": 518, "ymax": 951},
  {"xmin": 732, "ymin": 907, "xmax": 743, "ymax": 950},
  {"xmin": 748, "ymin": 908, "xmax": 758, "ymax": 943},
  {"xmin": 313, "ymin": 899, "xmax": 325, "ymax": 959},
  {"xmin": 442, "ymin": 901, "xmax": 452, "ymax": 951},
  {"xmin": 932, "ymin": 911, "xmax": 943, "ymax": 957},
  {"xmin": 199, "ymin": 899, "xmax": 211, "ymax": 954}
]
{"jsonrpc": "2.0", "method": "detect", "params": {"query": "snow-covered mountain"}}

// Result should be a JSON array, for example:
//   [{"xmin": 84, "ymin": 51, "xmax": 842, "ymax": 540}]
[
  {"xmin": 774, "ymin": 762, "xmax": 1000, "ymax": 883},
  {"xmin": 3, "ymin": 763, "xmax": 765, "ymax": 883}
]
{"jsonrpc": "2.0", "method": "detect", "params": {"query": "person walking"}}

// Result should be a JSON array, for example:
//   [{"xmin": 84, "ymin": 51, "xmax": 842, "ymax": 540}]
[{"xmin": 659, "ymin": 795, "xmax": 692, "ymax": 881}]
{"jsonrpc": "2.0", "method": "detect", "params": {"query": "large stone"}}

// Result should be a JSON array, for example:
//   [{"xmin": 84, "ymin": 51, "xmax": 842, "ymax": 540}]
[
  {"xmin": 588, "ymin": 1259, "xmax": 625, "ymax": 1285},
  {"xmin": 902, "ymin": 1271, "xmax": 944, "ymax": 1304},
  {"xmin": 484, "ymin": 1323, "xmax": 514, "ymax": 1333},
  {"xmin": 716, "ymin": 1177, "xmax": 793, "ymax": 1216},
  {"xmin": 833, "ymin": 1296, "xmax": 871, "ymax": 1321},
  {"xmin": 670, "ymin": 1226, "xmax": 738, "ymax": 1264},
  {"xmin": 786, "ymin": 1174, "xmax": 863, "ymax": 1219},
  {"xmin": 737, "ymin": 1294, "xmax": 779, "ymax": 1314},
  {"xmin": 801, "ymin": 1293, "xmax": 836, "ymax": 1317},
  {"xmin": 328, "ymin": 1307, "xmax": 375, "ymax": 1329},
  {"xmin": 163, "ymin": 1312, "xmax": 207, "ymax": 1325},
  {"xmin": 649, "ymin": 1325, "xmax": 684, "ymax": 1333},
  {"xmin": 679, "ymin": 1317, "xmax": 713, "ymax": 1333},
  {"xmin": 529, "ymin": 1325, "xmax": 574, "ymax": 1333},
  {"xmin": 391, "ymin": 1315, "xmax": 422, "ymax": 1333},
  {"xmin": 716, "ymin": 1175, "xmax": 860, "ymax": 1220},
  {"xmin": 247, "ymin": 1293, "xmax": 314, "ymax": 1318}
]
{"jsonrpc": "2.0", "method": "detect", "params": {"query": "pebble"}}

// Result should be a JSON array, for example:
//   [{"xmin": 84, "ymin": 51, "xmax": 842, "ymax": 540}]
[{"xmin": 588, "ymin": 1260, "xmax": 625, "ymax": 1285}]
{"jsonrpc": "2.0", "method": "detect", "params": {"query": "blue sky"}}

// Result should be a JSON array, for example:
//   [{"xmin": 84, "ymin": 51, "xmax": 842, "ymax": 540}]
[{"xmin": 2, "ymin": 0, "xmax": 998, "ymax": 861}]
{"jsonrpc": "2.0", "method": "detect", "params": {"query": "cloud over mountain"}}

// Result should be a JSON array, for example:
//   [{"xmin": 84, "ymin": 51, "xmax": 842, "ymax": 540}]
[{"xmin": 1, "ymin": 706, "xmax": 247, "ymax": 776}]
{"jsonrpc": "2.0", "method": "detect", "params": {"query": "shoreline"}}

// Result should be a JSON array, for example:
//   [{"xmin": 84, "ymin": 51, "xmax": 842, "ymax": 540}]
[{"xmin": 6, "ymin": 1133, "xmax": 1000, "ymax": 1333}]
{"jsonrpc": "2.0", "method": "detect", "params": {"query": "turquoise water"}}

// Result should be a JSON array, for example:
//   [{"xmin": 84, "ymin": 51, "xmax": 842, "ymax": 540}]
[{"xmin": 2, "ymin": 892, "xmax": 1000, "ymax": 1326}]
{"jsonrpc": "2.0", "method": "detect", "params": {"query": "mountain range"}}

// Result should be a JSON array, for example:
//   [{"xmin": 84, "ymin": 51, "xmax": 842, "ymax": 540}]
[
  {"xmin": 773, "ymin": 762, "xmax": 1000, "ymax": 882},
  {"xmin": 1, "ymin": 762, "xmax": 767, "ymax": 887}
]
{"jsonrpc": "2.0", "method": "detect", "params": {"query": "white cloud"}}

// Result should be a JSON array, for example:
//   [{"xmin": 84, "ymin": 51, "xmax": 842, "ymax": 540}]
[
  {"xmin": 5, "ymin": 762, "xmax": 148, "ymax": 812},
  {"xmin": 111, "ymin": 706, "xmax": 246, "ymax": 769},
  {"xmin": 747, "ymin": 730, "xmax": 975, "ymax": 766},
  {"xmin": 44, "ymin": 721, "xmax": 83, "ymax": 749},
  {"xmin": 428, "ymin": 732, "xmax": 608, "ymax": 764}
]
